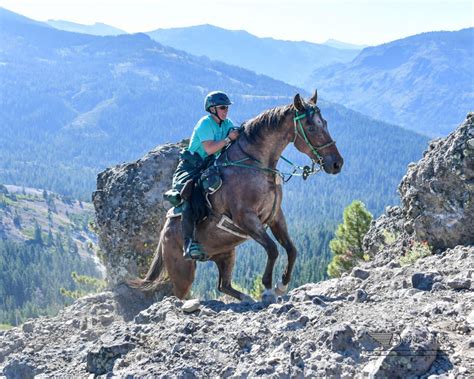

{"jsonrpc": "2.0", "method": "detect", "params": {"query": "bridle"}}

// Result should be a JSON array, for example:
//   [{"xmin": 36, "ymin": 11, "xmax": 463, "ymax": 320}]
[{"xmin": 293, "ymin": 107, "xmax": 336, "ymax": 165}]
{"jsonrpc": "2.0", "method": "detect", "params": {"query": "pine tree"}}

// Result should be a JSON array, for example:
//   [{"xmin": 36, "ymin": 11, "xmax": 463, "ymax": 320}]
[{"xmin": 327, "ymin": 200, "xmax": 372, "ymax": 278}]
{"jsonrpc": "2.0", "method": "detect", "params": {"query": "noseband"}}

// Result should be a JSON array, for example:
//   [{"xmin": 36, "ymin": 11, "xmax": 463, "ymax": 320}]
[{"xmin": 293, "ymin": 109, "xmax": 336, "ymax": 164}]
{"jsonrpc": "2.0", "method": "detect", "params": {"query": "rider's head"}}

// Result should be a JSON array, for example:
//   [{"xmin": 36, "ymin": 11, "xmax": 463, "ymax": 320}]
[{"xmin": 204, "ymin": 91, "xmax": 232, "ymax": 123}]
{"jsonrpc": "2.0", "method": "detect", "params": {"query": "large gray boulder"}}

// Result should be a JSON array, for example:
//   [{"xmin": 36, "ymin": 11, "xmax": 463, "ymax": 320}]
[
  {"xmin": 92, "ymin": 142, "xmax": 184, "ymax": 286},
  {"xmin": 398, "ymin": 113, "xmax": 474, "ymax": 250},
  {"xmin": 364, "ymin": 113, "xmax": 474, "ymax": 256}
]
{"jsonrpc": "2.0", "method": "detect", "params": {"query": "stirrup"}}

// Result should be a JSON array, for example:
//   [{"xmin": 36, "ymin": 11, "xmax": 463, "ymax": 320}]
[{"xmin": 183, "ymin": 241, "xmax": 208, "ymax": 261}]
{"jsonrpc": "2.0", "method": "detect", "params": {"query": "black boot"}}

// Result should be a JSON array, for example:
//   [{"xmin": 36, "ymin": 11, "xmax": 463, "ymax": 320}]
[{"xmin": 181, "ymin": 200, "xmax": 206, "ymax": 261}]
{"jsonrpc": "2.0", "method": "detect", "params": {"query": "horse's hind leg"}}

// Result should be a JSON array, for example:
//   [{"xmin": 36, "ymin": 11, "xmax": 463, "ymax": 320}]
[
  {"xmin": 269, "ymin": 208, "xmax": 297, "ymax": 295},
  {"xmin": 214, "ymin": 251, "xmax": 253, "ymax": 302},
  {"xmin": 162, "ymin": 222, "xmax": 196, "ymax": 299}
]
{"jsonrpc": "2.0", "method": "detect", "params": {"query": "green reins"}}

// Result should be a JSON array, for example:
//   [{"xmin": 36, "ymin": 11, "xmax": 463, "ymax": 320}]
[{"xmin": 218, "ymin": 110, "xmax": 335, "ymax": 182}]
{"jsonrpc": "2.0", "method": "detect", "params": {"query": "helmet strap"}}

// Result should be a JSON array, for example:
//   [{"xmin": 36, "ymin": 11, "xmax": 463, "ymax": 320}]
[{"xmin": 210, "ymin": 108, "xmax": 224, "ymax": 126}]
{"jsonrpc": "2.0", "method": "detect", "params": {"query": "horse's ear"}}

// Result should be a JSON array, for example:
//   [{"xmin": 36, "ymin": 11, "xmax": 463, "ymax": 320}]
[
  {"xmin": 293, "ymin": 93, "xmax": 305, "ymax": 112},
  {"xmin": 309, "ymin": 89, "xmax": 318, "ymax": 105}
]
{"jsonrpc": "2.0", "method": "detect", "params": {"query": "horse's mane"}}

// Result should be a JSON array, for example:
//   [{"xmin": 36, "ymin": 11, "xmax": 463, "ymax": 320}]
[{"xmin": 243, "ymin": 103, "xmax": 294, "ymax": 142}]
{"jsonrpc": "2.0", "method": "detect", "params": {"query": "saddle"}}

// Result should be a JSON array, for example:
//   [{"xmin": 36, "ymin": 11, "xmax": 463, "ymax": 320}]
[{"xmin": 166, "ymin": 164, "xmax": 222, "ymax": 223}]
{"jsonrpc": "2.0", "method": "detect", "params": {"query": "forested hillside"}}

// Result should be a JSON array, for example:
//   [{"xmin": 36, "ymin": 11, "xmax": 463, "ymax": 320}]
[
  {"xmin": 307, "ymin": 28, "xmax": 474, "ymax": 137},
  {"xmin": 0, "ymin": 185, "xmax": 101, "ymax": 325}
]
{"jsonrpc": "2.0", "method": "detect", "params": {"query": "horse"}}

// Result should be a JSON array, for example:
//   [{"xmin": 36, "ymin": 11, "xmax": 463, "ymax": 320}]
[{"xmin": 129, "ymin": 90, "xmax": 343, "ymax": 302}]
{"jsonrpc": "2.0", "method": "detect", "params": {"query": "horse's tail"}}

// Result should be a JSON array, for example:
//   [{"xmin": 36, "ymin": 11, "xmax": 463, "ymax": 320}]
[{"xmin": 127, "ymin": 240, "xmax": 170, "ymax": 294}]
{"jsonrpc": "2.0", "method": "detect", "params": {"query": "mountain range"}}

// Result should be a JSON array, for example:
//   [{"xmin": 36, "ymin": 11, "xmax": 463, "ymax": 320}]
[
  {"xmin": 307, "ymin": 28, "xmax": 474, "ymax": 136},
  {"xmin": 0, "ymin": 7, "xmax": 427, "ymax": 206},
  {"xmin": 46, "ymin": 20, "xmax": 126, "ymax": 36},
  {"xmin": 146, "ymin": 24, "xmax": 360, "ymax": 86}
]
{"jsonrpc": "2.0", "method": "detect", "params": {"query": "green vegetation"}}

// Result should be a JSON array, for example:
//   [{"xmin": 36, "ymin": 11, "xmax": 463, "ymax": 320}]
[
  {"xmin": 0, "ymin": 238, "xmax": 101, "ymax": 326},
  {"xmin": 60, "ymin": 272, "xmax": 106, "ymax": 300},
  {"xmin": 327, "ymin": 201, "xmax": 373, "ymax": 278},
  {"xmin": 399, "ymin": 240, "xmax": 432, "ymax": 266}
]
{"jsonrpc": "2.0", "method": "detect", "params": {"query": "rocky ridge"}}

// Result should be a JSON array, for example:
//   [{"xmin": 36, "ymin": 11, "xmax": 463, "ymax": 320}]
[{"xmin": 0, "ymin": 114, "xmax": 473, "ymax": 378}]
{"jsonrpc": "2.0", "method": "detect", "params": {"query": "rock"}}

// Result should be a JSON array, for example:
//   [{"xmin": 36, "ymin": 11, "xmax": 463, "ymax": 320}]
[
  {"xmin": 446, "ymin": 278, "xmax": 471, "ymax": 290},
  {"xmin": 412, "ymin": 272, "xmax": 442, "ymax": 291},
  {"xmin": 351, "ymin": 267, "xmax": 370, "ymax": 280},
  {"xmin": 21, "ymin": 322, "xmax": 34, "ymax": 334},
  {"xmin": 2, "ymin": 358, "xmax": 37, "ymax": 379},
  {"xmin": 363, "ymin": 326, "xmax": 438, "ymax": 378},
  {"xmin": 353, "ymin": 289, "xmax": 369, "ymax": 303},
  {"xmin": 181, "ymin": 299, "xmax": 201, "ymax": 313},
  {"xmin": 92, "ymin": 142, "xmax": 185, "ymax": 286},
  {"xmin": 86, "ymin": 341, "xmax": 136, "ymax": 375},
  {"xmin": 327, "ymin": 323, "xmax": 355, "ymax": 352},
  {"xmin": 398, "ymin": 116, "xmax": 474, "ymax": 250}
]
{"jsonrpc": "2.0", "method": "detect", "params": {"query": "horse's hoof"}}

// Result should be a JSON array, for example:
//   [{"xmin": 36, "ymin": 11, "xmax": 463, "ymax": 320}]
[
  {"xmin": 274, "ymin": 281, "xmax": 288, "ymax": 296},
  {"xmin": 261, "ymin": 289, "xmax": 277, "ymax": 305},
  {"xmin": 240, "ymin": 294, "xmax": 255, "ymax": 303}
]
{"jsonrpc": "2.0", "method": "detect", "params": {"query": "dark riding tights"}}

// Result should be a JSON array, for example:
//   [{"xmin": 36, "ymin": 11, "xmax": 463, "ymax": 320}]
[{"xmin": 181, "ymin": 200, "xmax": 196, "ymax": 248}]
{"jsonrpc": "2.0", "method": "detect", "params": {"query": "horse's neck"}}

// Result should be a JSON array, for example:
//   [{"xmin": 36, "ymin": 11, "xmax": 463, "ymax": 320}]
[{"xmin": 239, "ymin": 121, "xmax": 292, "ymax": 168}]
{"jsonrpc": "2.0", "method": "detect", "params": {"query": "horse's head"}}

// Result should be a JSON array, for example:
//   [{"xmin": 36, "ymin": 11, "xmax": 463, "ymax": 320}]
[{"xmin": 292, "ymin": 90, "xmax": 343, "ymax": 174}]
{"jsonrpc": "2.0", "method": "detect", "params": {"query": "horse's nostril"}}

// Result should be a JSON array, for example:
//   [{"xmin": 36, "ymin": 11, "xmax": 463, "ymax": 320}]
[{"xmin": 333, "ymin": 162, "xmax": 340, "ymax": 170}]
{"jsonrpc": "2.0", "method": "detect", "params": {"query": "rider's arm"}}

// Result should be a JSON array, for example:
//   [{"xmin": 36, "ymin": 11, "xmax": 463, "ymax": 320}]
[{"xmin": 201, "ymin": 139, "xmax": 231, "ymax": 155}]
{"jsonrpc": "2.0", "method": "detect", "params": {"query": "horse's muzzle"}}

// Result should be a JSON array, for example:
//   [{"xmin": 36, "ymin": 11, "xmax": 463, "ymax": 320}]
[{"xmin": 324, "ymin": 155, "xmax": 343, "ymax": 174}]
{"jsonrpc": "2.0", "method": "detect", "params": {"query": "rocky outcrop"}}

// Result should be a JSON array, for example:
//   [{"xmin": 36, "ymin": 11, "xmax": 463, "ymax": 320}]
[
  {"xmin": 364, "ymin": 113, "xmax": 474, "ymax": 263},
  {"xmin": 399, "ymin": 113, "xmax": 474, "ymax": 250},
  {"xmin": 0, "ymin": 246, "xmax": 472, "ymax": 377},
  {"xmin": 92, "ymin": 142, "xmax": 185, "ymax": 286}
]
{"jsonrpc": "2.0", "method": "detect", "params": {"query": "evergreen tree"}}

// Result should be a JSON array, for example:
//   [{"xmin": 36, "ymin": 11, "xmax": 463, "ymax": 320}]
[{"xmin": 327, "ymin": 200, "xmax": 372, "ymax": 278}]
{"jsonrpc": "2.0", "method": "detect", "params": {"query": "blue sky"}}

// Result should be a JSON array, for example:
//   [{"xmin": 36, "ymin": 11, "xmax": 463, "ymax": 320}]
[{"xmin": 0, "ymin": 0, "xmax": 472, "ymax": 45}]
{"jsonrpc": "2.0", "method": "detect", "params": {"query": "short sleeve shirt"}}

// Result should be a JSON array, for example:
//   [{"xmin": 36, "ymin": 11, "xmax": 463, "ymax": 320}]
[{"xmin": 188, "ymin": 115, "xmax": 235, "ymax": 159}]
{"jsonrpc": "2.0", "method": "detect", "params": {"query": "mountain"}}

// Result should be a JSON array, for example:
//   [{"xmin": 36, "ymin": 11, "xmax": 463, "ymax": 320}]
[
  {"xmin": 307, "ymin": 28, "xmax": 474, "ymax": 136},
  {"xmin": 146, "ymin": 24, "xmax": 360, "ymax": 86},
  {"xmin": 46, "ymin": 20, "xmax": 127, "ymax": 36},
  {"xmin": 0, "ymin": 8, "xmax": 299, "ymax": 200},
  {"xmin": 323, "ymin": 39, "xmax": 368, "ymax": 50}
]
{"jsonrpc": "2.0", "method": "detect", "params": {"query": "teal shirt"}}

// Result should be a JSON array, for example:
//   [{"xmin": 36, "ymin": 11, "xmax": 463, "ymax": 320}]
[{"xmin": 188, "ymin": 115, "xmax": 235, "ymax": 159}]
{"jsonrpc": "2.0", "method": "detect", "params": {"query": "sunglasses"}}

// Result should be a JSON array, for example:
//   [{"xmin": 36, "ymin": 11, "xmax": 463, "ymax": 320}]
[{"xmin": 216, "ymin": 105, "xmax": 229, "ymax": 111}]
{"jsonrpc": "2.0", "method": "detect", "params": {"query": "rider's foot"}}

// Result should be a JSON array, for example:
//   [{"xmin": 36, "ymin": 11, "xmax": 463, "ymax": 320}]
[{"xmin": 183, "ymin": 239, "xmax": 207, "ymax": 261}]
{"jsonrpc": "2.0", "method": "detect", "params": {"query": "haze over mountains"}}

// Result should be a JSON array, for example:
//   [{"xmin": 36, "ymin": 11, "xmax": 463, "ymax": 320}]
[
  {"xmin": 146, "ymin": 25, "xmax": 361, "ymax": 87},
  {"xmin": 8, "ymin": 8, "xmax": 471, "ymax": 137},
  {"xmin": 46, "ymin": 20, "xmax": 126, "ymax": 36}
]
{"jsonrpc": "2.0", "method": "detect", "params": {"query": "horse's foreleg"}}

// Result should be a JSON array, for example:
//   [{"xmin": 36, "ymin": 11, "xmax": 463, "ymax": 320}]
[
  {"xmin": 235, "ymin": 212, "xmax": 279, "ymax": 292},
  {"xmin": 269, "ymin": 208, "xmax": 297, "ymax": 294},
  {"xmin": 214, "ymin": 251, "xmax": 253, "ymax": 302}
]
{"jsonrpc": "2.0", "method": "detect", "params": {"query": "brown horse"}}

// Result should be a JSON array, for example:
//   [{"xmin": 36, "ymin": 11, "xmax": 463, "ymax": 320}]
[{"xmin": 130, "ymin": 90, "xmax": 343, "ymax": 302}]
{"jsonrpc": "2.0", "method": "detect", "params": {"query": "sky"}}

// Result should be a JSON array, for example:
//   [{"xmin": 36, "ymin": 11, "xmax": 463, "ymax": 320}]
[{"xmin": 0, "ymin": 0, "xmax": 472, "ymax": 45}]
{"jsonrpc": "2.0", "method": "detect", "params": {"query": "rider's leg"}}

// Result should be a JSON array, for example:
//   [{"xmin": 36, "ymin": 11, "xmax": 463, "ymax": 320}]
[{"xmin": 180, "ymin": 181, "xmax": 207, "ymax": 261}]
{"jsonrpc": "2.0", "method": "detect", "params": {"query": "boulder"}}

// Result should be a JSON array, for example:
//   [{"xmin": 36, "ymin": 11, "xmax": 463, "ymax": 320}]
[
  {"xmin": 92, "ymin": 142, "xmax": 185, "ymax": 286},
  {"xmin": 398, "ymin": 113, "xmax": 474, "ymax": 250}
]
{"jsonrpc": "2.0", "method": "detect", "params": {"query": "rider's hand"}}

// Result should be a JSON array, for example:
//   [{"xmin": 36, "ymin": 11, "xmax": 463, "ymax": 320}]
[{"xmin": 229, "ymin": 130, "xmax": 240, "ymax": 141}]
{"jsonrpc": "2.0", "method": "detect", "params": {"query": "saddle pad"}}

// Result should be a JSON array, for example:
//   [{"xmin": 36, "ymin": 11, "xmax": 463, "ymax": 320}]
[{"xmin": 217, "ymin": 215, "xmax": 249, "ymax": 239}]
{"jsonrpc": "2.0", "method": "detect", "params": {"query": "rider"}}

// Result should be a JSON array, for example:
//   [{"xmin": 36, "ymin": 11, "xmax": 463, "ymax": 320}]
[{"xmin": 166, "ymin": 91, "xmax": 240, "ymax": 260}]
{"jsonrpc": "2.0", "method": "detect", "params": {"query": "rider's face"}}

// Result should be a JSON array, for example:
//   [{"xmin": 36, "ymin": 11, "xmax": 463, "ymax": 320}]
[{"xmin": 215, "ymin": 105, "xmax": 229, "ymax": 119}]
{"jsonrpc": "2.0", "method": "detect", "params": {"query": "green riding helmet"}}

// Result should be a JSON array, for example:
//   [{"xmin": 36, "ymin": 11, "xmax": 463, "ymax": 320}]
[{"xmin": 204, "ymin": 91, "xmax": 232, "ymax": 112}]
